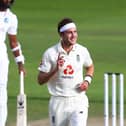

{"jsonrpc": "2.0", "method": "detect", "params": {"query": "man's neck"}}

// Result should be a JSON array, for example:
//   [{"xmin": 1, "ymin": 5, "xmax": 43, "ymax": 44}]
[{"xmin": 61, "ymin": 40, "xmax": 73, "ymax": 54}]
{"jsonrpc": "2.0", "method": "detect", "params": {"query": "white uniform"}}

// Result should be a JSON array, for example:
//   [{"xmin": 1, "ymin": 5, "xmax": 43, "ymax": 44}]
[
  {"xmin": 0, "ymin": 9, "xmax": 17, "ymax": 126},
  {"xmin": 38, "ymin": 42, "xmax": 93, "ymax": 126}
]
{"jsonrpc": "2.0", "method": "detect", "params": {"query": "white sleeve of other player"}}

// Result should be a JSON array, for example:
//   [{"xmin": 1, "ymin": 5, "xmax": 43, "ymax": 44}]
[{"xmin": 8, "ymin": 14, "xmax": 18, "ymax": 35}]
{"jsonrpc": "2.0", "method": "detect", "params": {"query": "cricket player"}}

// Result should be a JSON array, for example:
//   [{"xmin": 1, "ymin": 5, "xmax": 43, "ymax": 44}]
[
  {"xmin": 0, "ymin": 0, "xmax": 25, "ymax": 126},
  {"xmin": 37, "ymin": 18, "xmax": 94, "ymax": 126}
]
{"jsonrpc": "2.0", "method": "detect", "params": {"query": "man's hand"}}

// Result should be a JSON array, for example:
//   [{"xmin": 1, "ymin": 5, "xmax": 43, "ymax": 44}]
[
  {"xmin": 18, "ymin": 63, "xmax": 26, "ymax": 75},
  {"xmin": 76, "ymin": 81, "xmax": 89, "ymax": 92},
  {"xmin": 79, "ymin": 81, "xmax": 89, "ymax": 91},
  {"xmin": 57, "ymin": 53, "xmax": 65, "ymax": 69}
]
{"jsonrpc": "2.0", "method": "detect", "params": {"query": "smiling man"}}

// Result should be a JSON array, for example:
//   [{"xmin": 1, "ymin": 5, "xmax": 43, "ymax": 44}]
[{"xmin": 37, "ymin": 18, "xmax": 94, "ymax": 126}]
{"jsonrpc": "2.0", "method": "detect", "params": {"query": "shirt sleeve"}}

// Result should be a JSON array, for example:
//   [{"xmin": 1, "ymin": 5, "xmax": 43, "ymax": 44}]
[
  {"xmin": 83, "ymin": 48, "xmax": 93, "ymax": 67},
  {"xmin": 38, "ymin": 50, "xmax": 52, "ymax": 73},
  {"xmin": 8, "ymin": 14, "xmax": 18, "ymax": 35}
]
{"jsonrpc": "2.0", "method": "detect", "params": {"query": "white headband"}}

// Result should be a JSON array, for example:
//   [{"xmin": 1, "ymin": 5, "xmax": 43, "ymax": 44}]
[{"xmin": 59, "ymin": 23, "xmax": 76, "ymax": 32}]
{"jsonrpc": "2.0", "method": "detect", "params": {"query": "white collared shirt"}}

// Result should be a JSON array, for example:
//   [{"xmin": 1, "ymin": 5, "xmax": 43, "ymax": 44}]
[
  {"xmin": 38, "ymin": 42, "xmax": 93, "ymax": 96},
  {"xmin": 0, "ymin": 9, "xmax": 17, "ymax": 59},
  {"xmin": 0, "ymin": 9, "xmax": 17, "ymax": 43}
]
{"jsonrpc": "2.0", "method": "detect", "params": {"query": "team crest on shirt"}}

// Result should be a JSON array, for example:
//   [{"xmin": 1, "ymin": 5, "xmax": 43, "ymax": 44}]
[
  {"xmin": 76, "ymin": 54, "xmax": 80, "ymax": 62},
  {"xmin": 4, "ymin": 18, "xmax": 9, "ymax": 23}
]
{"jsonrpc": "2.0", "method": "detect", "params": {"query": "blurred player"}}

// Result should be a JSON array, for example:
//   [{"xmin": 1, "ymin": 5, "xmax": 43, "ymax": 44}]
[
  {"xmin": 37, "ymin": 18, "xmax": 94, "ymax": 126},
  {"xmin": 0, "ymin": 0, "xmax": 25, "ymax": 125}
]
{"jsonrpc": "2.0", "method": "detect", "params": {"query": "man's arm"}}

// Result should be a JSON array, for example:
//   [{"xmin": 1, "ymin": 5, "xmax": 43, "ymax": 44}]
[
  {"xmin": 8, "ymin": 34, "xmax": 25, "ymax": 74},
  {"xmin": 85, "ymin": 64, "xmax": 94, "ymax": 77},
  {"xmin": 79, "ymin": 64, "xmax": 94, "ymax": 91},
  {"xmin": 37, "ymin": 53, "xmax": 65, "ymax": 85},
  {"xmin": 37, "ymin": 68, "xmax": 57, "ymax": 85}
]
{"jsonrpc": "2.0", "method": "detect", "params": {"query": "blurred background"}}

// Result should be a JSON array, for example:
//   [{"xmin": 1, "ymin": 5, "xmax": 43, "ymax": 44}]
[{"xmin": 7, "ymin": 0, "xmax": 126, "ymax": 125}]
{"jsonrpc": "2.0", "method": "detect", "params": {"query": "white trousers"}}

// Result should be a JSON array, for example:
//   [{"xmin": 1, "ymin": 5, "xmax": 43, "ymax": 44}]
[
  {"xmin": 0, "ymin": 47, "xmax": 9, "ymax": 126},
  {"xmin": 49, "ymin": 94, "xmax": 89, "ymax": 126}
]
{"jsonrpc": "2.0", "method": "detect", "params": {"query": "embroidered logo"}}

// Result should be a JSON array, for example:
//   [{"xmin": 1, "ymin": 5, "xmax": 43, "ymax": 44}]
[
  {"xmin": 4, "ymin": 18, "xmax": 9, "ymax": 23},
  {"xmin": 76, "ymin": 54, "xmax": 80, "ymax": 62}
]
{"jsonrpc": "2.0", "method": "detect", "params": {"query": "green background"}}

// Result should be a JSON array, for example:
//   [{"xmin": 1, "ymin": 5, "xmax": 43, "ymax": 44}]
[{"xmin": 6, "ymin": 0, "xmax": 126, "ymax": 125}]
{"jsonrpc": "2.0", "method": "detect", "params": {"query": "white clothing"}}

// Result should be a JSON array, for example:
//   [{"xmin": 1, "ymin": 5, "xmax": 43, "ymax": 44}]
[
  {"xmin": 49, "ymin": 94, "xmax": 88, "ymax": 126},
  {"xmin": 38, "ymin": 42, "xmax": 93, "ymax": 126},
  {"xmin": 0, "ymin": 9, "xmax": 18, "ymax": 126},
  {"xmin": 38, "ymin": 42, "xmax": 93, "ymax": 96},
  {"xmin": 0, "ymin": 9, "xmax": 17, "ymax": 43}
]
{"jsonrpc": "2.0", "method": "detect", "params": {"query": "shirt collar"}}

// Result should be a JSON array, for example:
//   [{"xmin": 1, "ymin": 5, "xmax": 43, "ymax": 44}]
[{"xmin": 57, "ymin": 41, "xmax": 76, "ymax": 54}]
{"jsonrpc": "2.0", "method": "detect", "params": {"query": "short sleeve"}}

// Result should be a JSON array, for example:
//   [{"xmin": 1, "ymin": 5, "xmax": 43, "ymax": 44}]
[
  {"xmin": 83, "ymin": 48, "xmax": 93, "ymax": 67},
  {"xmin": 8, "ymin": 15, "xmax": 18, "ymax": 35},
  {"xmin": 38, "ymin": 51, "xmax": 52, "ymax": 73}
]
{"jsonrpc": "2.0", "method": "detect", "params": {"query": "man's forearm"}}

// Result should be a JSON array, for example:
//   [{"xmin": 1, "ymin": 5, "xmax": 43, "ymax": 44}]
[{"xmin": 38, "ymin": 67, "xmax": 58, "ymax": 85}]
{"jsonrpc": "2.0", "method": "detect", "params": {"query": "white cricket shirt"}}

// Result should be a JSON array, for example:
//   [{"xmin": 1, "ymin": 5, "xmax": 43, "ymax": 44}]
[
  {"xmin": 0, "ymin": 9, "xmax": 17, "ymax": 42},
  {"xmin": 0, "ymin": 9, "xmax": 17, "ymax": 58},
  {"xmin": 38, "ymin": 42, "xmax": 93, "ymax": 96}
]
